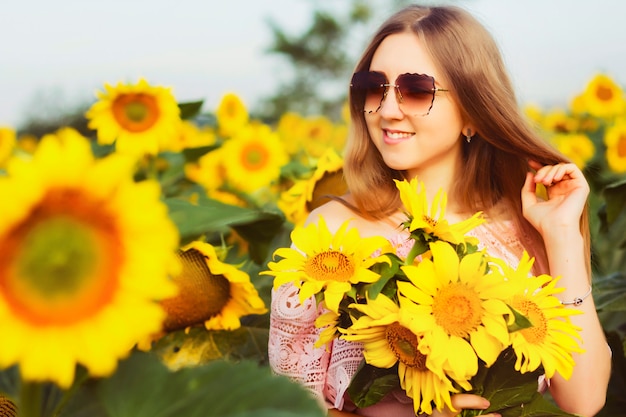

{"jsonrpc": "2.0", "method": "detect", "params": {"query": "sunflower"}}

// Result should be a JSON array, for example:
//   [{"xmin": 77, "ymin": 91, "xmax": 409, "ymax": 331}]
[
  {"xmin": 604, "ymin": 120, "xmax": 626, "ymax": 173},
  {"xmin": 0, "ymin": 131, "xmax": 179, "ymax": 388},
  {"xmin": 397, "ymin": 241, "xmax": 514, "ymax": 384},
  {"xmin": 161, "ymin": 241, "xmax": 267, "ymax": 332},
  {"xmin": 263, "ymin": 217, "xmax": 391, "ymax": 313},
  {"xmin": 85, "ymin": 78, "xmax": 181, "ymax": 155},
  {"xmin": 276, "ymin": 111, "xmax": 305, "ymax": 156},
  {"xmin": 0, "ymin": 126, "xmax": 16, "ymax": 168},
  {"xmin": 165, "ymin": 120, "xmax": 217, "ymax": 152},
  {"xmin": 278, "ymin": 148, "xmax": 347, "ymax": 226},
  {"xmin": 340, "ymin": 293, "xmax": 458, "ymax": 415},
  {"xmin": 489, "ymin": 252, "xmax": 583, "ymax": 379},
  {"xmin": 394, "ymin": 178, "xmax": 484, "ymax": 246},
  {"xmin": 549, "ymin": 133, "xmax": 595, "ymax": 169},
  {"xmin": 221, "ymin": 122, "xmax": 289, "ymax": 193},
  {"xmin": 580, "ymin": 73, "xmax": 626, "ymax": 119},
  {"xmin": 184, "ymin": 147, "xmax": 227, "ymax": 192},
  {"xmin": 216, "ymin": 93, "xmax": 249, "ymax": 138}
]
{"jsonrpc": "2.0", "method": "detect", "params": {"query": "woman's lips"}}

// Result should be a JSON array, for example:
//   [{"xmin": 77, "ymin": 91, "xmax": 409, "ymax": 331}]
[{"xmin": 383, "ymin": 129, "xmax": 414, "ymax": 144}]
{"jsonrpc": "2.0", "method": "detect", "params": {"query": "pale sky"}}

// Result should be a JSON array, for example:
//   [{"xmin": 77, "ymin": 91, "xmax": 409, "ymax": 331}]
[{"xmin": 1, "ymin": 0, "xmax": 625, "ymax": 127}]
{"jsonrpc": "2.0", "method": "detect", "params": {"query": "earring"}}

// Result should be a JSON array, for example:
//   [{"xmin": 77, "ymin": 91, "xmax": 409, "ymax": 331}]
[{"xmin": 465, "ymin": 129, "xmax": 473, "ymax": 143}]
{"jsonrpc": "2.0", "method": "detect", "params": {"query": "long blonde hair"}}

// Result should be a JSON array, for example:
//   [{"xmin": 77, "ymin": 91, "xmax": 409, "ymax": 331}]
[{"xmin": 343, "ymin": 5, "xmax": 591, "ymax": 274}]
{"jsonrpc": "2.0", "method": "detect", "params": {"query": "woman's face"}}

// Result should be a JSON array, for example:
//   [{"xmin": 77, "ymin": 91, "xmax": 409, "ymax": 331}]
[{"xmin": 363, "ymin": 32, "xmax": 467, "ymax": 188}]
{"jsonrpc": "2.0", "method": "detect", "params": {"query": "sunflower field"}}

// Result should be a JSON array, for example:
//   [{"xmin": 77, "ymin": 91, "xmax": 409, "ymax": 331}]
[{"xmin": 0, "ymin": 73, "xmax": 625, "ymax": 416}]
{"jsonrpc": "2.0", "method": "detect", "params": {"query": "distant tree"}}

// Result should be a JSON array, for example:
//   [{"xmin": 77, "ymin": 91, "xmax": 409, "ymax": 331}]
[{"xmin": 254, "ymin": 0, "xmax": 411, "ymax": 123}]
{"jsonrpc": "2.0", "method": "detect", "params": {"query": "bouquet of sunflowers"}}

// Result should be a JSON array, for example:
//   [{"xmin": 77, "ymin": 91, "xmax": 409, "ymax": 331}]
[{"xmin": 264, "ymin": 178, "xmax": 583, "ymax": 417}]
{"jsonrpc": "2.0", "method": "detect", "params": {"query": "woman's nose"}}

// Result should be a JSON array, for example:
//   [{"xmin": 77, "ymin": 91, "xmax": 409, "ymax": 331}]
[{"xmin": 378, "ymin": 86, "xmax": 404, "ymax": 118}]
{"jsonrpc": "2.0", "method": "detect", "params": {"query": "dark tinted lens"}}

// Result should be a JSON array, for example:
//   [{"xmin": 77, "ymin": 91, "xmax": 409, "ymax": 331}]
[
  {"xmin": 396, "ymin": 73, "xmax": 436, "ymax": 115},
  {"xmin": 351, "ymin": 71, "xmax": 387, "ymax": 113}
]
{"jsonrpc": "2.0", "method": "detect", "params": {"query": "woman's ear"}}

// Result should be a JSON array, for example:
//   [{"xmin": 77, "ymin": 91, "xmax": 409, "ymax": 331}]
[{"xmin": 463, "ymin": 126, "xmax": 476, "ymax": 143}]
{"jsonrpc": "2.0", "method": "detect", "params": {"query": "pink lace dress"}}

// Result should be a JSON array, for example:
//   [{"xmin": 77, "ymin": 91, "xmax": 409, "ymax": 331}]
[{"xmin": 268, "ymin": 220, "xmax": 546, "ymax": 416}]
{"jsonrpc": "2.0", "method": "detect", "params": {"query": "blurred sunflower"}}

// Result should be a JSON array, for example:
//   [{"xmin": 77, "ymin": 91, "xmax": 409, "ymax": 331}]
[
  {"xmin": 216, "ymin": 93, "xmax": 249, "ymax": 138},
  {"xmin": 549, "ymin": 133, "xmax": 595, "ymax": 169},
  {"xmin": 394, "ymin": 178, "xmax": 484, "ymax": 246},
  {"xmin": 278, "ymin": 148, "xmax": 347, "ymax": 226},
  {"xmin": 490, "ymin": 253, "xmax": 583, "ymax": 379},
  {"xmin": 263, "ymin": 217, "xmax": 391, "ymax": 313},
  {"xmin": 0, "ymin": 126, "xmax": 16, "ymax": 168},
  {"xmin": 299, "ymin": 116, "xmax": 336, "ymax": 159},
  {"xmin": 221, "ymin": 122, "xmax": 289, "ymax": 193},
  {"xmin": 165, "ymin": 120, "xmax": 217, "ymax": 152},
  {"xmin": 184, "ymin": 147, "xmax": 227, "ymax": 192},
  {"xmin": 0, "ymin": 132, "xmax": 179, "ymax": 388},
  {"xmin": 579, "ymin": 73, "xmax": 626, "ymax": 119},
  {"xmin": 85, "ymin": 78, "xmax": 181, "ymax": 155},
  {"xmin": 276, "ymin": 111, "xmax": 305, "ymax": 156},
  {"xmin": 604, "ymin": 120, "xmax": 626, "ymax": 173},
  {"xmin": 340, "ymin": 293, "xmax": 458, "ymax": 415},
  {"xmin": 160, "ymin": 241, "xmax": 267, "ymax": 332},
  {"xmin": 398, "ymin": 241, "xmax": 514, "ymax": 383}
]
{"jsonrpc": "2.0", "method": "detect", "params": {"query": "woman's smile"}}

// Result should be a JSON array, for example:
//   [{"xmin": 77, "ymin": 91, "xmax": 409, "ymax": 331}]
[{"xmin": 383, "ymin": 129, "xmax": 414, "ymax": 144}]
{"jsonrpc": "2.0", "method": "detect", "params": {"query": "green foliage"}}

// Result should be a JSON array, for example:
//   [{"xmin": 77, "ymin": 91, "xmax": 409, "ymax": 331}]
[{"xmin": 1, "ymin": 352, "xmax": 324, "ymax": 417}]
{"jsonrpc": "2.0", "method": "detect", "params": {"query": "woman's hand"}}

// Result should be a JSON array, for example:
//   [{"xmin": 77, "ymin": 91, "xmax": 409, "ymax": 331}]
[
  {"xmin": 430, "ymin": 393, "xmax": 500, "ymax": 417},
  {"xmin": 520, "ymin": 160, "xmax": 590, "ymax": 238}
]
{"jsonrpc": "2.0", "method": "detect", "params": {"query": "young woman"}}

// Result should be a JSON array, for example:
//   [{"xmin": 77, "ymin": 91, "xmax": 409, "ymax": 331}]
[{"xmin": 268, "ymin": 5, "xmax": 611, "ymax": 416}]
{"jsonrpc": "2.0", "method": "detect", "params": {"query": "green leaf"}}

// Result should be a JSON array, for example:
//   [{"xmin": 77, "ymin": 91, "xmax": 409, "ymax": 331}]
[
  {"xmin": 347, "ymin": 362, "xmax": 400, "ymax": 408},
  {"xmin": 164, "ymin": 197, "xmax": 286, "ymax": 263},
  {"xmin": 506, "ymin": 305, "xmax": 533, "ymax": 332},
  {"xmin": 178, "ymin": 100, "xmax": 204, "ymax": 120},
  {"xmin": 592, "ymin": 272, "xmax": 626, "ymax": 312},
  {"xmin": 181, "ymin": 144, "xmax": 220, "ymax": 163},
  {"xmin": 60, "ymin": 352, "xmax": 325, "ymax": 417},
  {"xmin": 364, "ymin": 258, "xmax": 400, "ymax": 299},
  {"xmin": 603, "ymin": 178, "xmax": 626, "ymax": 225}
]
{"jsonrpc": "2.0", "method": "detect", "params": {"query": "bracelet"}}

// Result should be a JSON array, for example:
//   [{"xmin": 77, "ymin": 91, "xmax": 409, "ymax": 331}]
[{"xmin": 560, "ymin": 285, "xmax": 592, "ymax": 306}]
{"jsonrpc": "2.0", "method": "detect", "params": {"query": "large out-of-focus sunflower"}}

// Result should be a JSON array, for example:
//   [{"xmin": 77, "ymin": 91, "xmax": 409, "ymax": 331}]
[
  {"xmin": 394, "ymin": 178, "xmax": 484, "ymax": 246},
  {"xmin": 0, "ymin": 126, "xmax": 16, "ymax": 168},
  {"xmin": 278, "ymin": 148, "xmax": 347, "ymax": 226},
  {"xmin": 0, "ymin": 131, "xmax": 179, "ymax": 388},
  {"xmin": 489, "ymin": 253, "xmax": 583, "ymax": 379},
  {"xmin": 263, "ymin": 217, "xmax": 392, "ymax": 313},
  {"xmin": 85, "ymin": 78, "xmax": 181, "ymax": 155},
  {"xmin": 397, "ymin": 241, "xmax": 514, "ymax": 384},
  {"xmin": 221, "ymin": 123, "xmax": 289, "ymax": 193},
  {"xmin": 216, "ymin": 93, "xmax": 249, "ymax": 138},
  {"xmin": 340, "ymin": 293, "xmax": 458, "ymax": 415},
  {"xmin": 579, "ymin": 73, "xmax": 626, "ymax": 119},
  {"xmin": 160, "ymin": 241, "xmax": 267, "ymax": 332},
  {"xmin": 604, "ymin": 120, "xmax": 626, "ymax": 173}
]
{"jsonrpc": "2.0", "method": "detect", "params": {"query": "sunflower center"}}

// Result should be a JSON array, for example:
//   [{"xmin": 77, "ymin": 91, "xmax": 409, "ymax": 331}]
[
  {"xmin": 618, "ymin": 134, "xmax": 626, "ymax": 158},
  {"xmin": 240, "ymin": 143, "xmax": 269, "ymax": 171},
  {"xmin": 512, "ymin": 296, "xmax": 547, "ymax": 344},
  {"xmin": 0, "ymin": 188, "xmax": 122, "ymax": 326},
  {"xmin": 161, "ymin": 248, "xmax": 231, "ymax": 331},
  {"xmin": 112, "ymin": 93, "xmax": 160, "ymax": 133},
  {"xmin": 385, "ymin": 322, "xmax": 426, "ymax": 369},
  {"xmin": 304, "ymin": 251, "xmax": 354, "ymax": 282},
  {"xmin": 431, "ymin": 283, "xmax": 483, "ymax": 338},
  {"xmin": 595, "ymin": 85, "xmax": 614, "ymax": 102}
]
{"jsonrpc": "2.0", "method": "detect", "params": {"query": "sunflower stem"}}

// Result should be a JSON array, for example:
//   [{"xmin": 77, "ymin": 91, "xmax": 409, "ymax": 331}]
[{"xmin": 19, "ymin": 380, "xmax": 43, "ymax": 417}]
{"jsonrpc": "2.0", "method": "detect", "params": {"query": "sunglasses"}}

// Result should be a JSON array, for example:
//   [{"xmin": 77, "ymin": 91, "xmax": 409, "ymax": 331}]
[{"xmin": 350, "ymin": 71, "xmax": 449, "ymax": 116}]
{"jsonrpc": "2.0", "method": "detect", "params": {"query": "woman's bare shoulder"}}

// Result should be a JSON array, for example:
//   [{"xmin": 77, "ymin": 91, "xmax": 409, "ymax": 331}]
[{"xmin": 304, "ymin": 198, "xmax": 361, "ymax": 232}]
